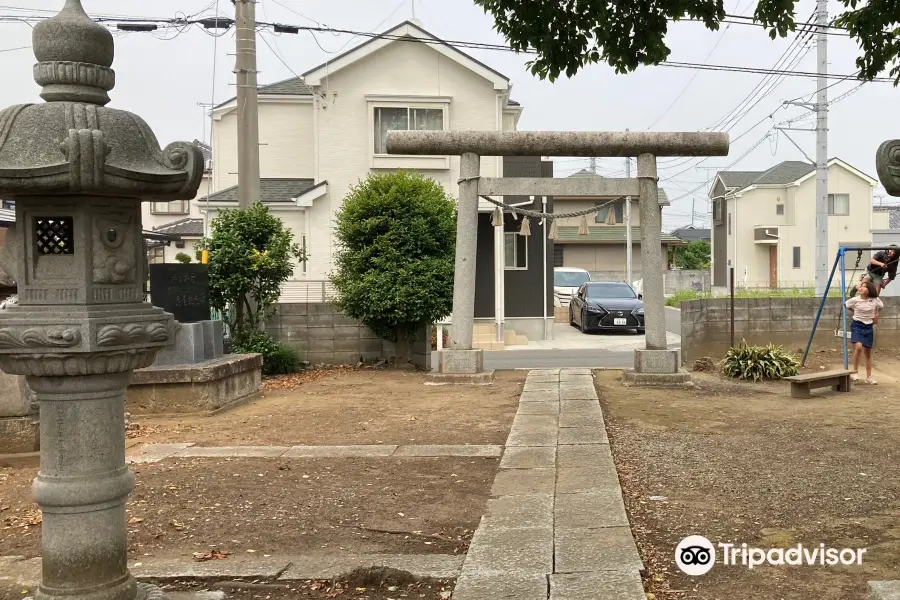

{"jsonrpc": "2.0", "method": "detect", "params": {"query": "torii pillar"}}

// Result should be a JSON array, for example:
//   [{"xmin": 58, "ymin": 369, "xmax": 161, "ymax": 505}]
[
  {"xmin": 387, "ymin": 131, "xmax": 729, "ymax": 384},
  {"xmin": 0, "ymin": 2, "xmax": 204, "ymax": 599}
]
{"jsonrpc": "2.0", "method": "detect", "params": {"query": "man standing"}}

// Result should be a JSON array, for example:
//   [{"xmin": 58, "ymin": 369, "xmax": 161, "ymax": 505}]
[{"xmin": 866, "ymin": 246, "xmax": 899, "ymax": 293}]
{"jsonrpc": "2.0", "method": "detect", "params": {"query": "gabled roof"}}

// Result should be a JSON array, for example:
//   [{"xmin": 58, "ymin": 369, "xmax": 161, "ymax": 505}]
[
  {"xmin": 258, "ymin": 77, "xmax": 313, "ymax": 96},
  {"xmin": 671, "ymin": 226, "xmax": 711, "ymax": 242},
  {"xmin": 715, "ymin": 158, "xmax": 878, "ymax": 196},
  {"xmin": 192, "ymin": 140, "xmax": 212, "ymax": 163},
  {"xmin": 197, "ymin": 178, "xmax": 316, "ymax": 204},
  {"xmin": 152, "ymin": 218, "xmax": 204, "ymax": 237},
  {"xmin": 302, "ymin": 20, "xmax": 510, "ymax": 90}
]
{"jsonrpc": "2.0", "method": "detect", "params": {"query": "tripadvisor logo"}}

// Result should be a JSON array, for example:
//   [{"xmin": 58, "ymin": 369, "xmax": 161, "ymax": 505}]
[{"xmin": 675, "ymin": 535, "xmax": 867, "ymax": 575}]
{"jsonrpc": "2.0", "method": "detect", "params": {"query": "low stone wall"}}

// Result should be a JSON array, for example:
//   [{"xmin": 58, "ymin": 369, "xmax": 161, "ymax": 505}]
[
  {"xmin": 680, "ymin": 297, "xmax": 900, "ymax": 363},
  {"xmin": 266, "ymin": 303, "xmax": 430, "ymax": 369},
  {"xmin": 0, "ymin": 372, "xmax": 36, "ymax": 454},
  {"xmin": 127, "ymin": 353, "xmax": 263, "ymax": 414}
]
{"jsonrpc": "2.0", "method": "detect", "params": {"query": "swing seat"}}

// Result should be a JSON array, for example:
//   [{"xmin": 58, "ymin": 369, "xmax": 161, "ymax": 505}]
[{"xmin": 785, "ymin": 369, "xmax": 855, "ymax": 398}]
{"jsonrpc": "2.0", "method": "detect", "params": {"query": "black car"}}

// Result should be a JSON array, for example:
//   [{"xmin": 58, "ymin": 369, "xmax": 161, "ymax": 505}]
[{"xmin": 569, "ymin": 281, "xmax": 645, "ymax": 334}]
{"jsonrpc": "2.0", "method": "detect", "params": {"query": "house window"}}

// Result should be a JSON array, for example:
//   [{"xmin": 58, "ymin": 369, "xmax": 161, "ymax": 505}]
[
  {"xmin": 793, "ymin": 246, "xmax": 801, "ymax": 268},
  {"xmin": 504, "ymin": 232, "xmax": 527, "ymax": 270},
  {"xmin": 151, "ymin": 200, "xmax": 189, "ymax": 215},
  {"xmin": 595, "ymin": 202, "xmax": 624, "ymax": 224},
  {"xmin": 713, "ymin": 199, "xmax": 723, "ymax": 221},
  {"xmin": 553, "ymin": 245, "xmax": 565, "ymax": 267},
  {"xmin": 776, "ymin": 204, "xmax": 784, "ymax": 216},
  {"xmin": 727, "ymin": 213, "xmax": 732, "ymax": 235},
  {"xmin": 147, "ymin": 246, "xmax": 165, "ymax": 264},
  {"xmin": 373, "ymin": 107, "xmax": 443, "ymax": 154},
  {"xmin": 828, "ymin": 194, "xmax": 850, "ymax": 216}
]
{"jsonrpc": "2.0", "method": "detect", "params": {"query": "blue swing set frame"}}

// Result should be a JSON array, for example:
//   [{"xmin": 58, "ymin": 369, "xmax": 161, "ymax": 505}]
[{"xmin": 801, "ymin": 246, "xmax": 896, "ymax": 369}]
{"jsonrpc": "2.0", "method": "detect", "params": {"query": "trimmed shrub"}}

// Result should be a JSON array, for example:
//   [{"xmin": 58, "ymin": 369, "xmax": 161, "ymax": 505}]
[
  {"xmin": 722, "ymin": 341, "xmax": 799, "ymax": 382},
  {"xmin": 232, "ymin": 329, "xmax": 302, "ymax": 375},
  {"xmin": 175, "ymin": 252, "xmax": 192, "ymax": 264}
]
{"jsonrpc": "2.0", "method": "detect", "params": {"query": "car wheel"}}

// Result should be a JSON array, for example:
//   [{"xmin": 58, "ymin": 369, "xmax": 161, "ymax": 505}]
[
  {"xmin": 637, "ymin": 327, "xmax": 645, "ymax": 335},
  {"xmin": 569, "ymin": 307, "xmax": 575, "ymax": 326}
]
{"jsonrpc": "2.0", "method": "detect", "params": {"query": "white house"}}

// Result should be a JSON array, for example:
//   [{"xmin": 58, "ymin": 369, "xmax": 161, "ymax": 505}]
[
  {"xmin": 193, "ymin": 19, "xmax": 540, "ymax": 343},
  {"xmin": 709, "ymin": 158, "xmax": 887, "ymax": 289}
]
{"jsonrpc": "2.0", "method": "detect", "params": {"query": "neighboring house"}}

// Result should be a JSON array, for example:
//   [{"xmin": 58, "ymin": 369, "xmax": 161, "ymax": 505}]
[
  {"xmin": 671, "ymin": 226, "xmax": 711, "ymax": 243},
  {"xmin": 141, "ymin": 139, "xmax": 212, "ymax": 264},
  {"xmin": 202, "ymin": 20, "xmax": 551, "ymax": 341},
  {"xmin": 550, "ymin": 169, "xmax": 682, "ymax": 280},
  {"xmin": 709, "ymin": 158, "xmax": 887, "ymax": 289}
]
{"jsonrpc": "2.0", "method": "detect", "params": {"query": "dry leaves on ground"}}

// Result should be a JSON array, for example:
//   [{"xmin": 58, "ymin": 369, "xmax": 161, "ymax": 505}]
[
  {"xmin": 261, "ymin": 365, "xmax": 361, "ymax": 392},
  {"xmin": 192, "ymin": 549, "xmax": 230, "ymax": 562}
]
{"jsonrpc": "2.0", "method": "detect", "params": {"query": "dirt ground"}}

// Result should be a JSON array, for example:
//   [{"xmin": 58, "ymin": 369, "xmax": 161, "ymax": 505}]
[
  {"xmin": 130, "ymin": 369, "xmax": 524, "ymax": 446},
  {"xmin": 603, "ymin": 354, "xmax": 900, "ymax": 600}
]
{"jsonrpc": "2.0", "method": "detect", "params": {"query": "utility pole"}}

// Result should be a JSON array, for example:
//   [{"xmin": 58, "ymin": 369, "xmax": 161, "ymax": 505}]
[
  {"xmin": 814, "ymin": 0, "xmax": 829, "ymax": 295},
  {"xmin": 234, "ymin": 0, "xmax": 261, "ymax": 208},
  {"xmin": 625, "ymin": 153, "xmax": 633, "ymax": 286},
  {"xmin": 691, "ymin": 198, "xmax": 696, "ymax": 228},
  {"xmin": 589, "ymin": 157, "xmax": 597, "ymax": 174}
]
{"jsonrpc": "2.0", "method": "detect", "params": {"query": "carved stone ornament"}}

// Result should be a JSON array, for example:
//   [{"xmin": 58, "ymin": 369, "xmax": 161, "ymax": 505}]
[
  {"xmin": 0, "ymin": 347, "xmax": 158, "ymax": 377},
  {"xmin": 876, "ymin": 139, "xmax": 900, "ymax": 196},
  {"xmin": 0, "ymin": 326, "xmax": 80, "ymax": 349},
  {"xmin": 97, "ymin": 323, "xmax": 169, "ymax": 347},
  {"xmin": 92, "ymin": 212, "xmax": 137, "ymax": 284}
]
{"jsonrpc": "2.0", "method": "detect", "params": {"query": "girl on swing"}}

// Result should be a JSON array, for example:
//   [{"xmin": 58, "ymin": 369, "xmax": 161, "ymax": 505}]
[{"xmin": 846, "ymin": 280, "xmax": 883, "ymax": 385}]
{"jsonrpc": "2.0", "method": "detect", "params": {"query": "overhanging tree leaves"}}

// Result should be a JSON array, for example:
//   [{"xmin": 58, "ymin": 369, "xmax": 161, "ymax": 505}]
[
  {"xmin": 201, "ymin": 202, "xmax": 305, "ymax": 341},
  {"xmin": 331, "ymin": 172, "xmax": 456, "ymax": 354},
  {"xmin": 473, "ymin": 0, "xmax": 900, "ymax": 83}
]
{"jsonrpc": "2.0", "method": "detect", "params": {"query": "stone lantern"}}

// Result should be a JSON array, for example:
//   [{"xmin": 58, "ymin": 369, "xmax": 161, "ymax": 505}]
[{"xmin": 0, "ymin": 2, "xmax": 204, "ymax": 600}]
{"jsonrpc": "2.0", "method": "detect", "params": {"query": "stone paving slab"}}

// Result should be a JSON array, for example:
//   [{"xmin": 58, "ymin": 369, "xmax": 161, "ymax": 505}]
[
  {"xmin": 558, "ymin": 427, "xmax": 609, "ymax": 445},
  {"xmin": 554, "ymin": 491, "xmax": 629, "ymax": 529},
  {"xmin": 558, "ymin": 385, "xmax": 598, "ymax": 401},
  {"xmin": 519, "ymin": 390, "xmax": 560, "ymax": 402},
  {"xmin": 506, "ymin": 427, "xmax": 558, "ymax": 447},
  {"xmin": 511, "ymin": 414, "xmax": 558, "ymax": 431},
  {"xmin": 452, "ymin": 573, "xmax": 548, "ymax": 600},
  {"xmin": 516, "ymin": 401, "xmax": 559, "ymax": 416},
  {"xmin": 556, "ymin": 466, "xmax": 621, "ymax": 494},
  {"xmin": 392, "ymin": 445, "xmax": 501, "ymax": 457},
  {"xmin": 500, "ymin": 446, "xmax": 556, "ymax": 470},
  {"xmin": 177, "ymin": 446, "xmax": 289, "ymax": 458},
  {"xmin": 128, "ymin": 443, "xmax": 195, "ymax": 464},
  {"xmin": 559, "ymin": 400, "xmax": 603, "ymax": 414},
  {"xmin": 464, "ymin": 525, "xmax": 553, "ymax": 575},
  {"xmin": 525, "ymin": 375, "xmax": 560, "ymax": 383},
  {"xmin": 557, "ymin": 444, "xmax": 613, "ymax": 469},
  {"xmin": 169, "ymin": 592, "xmax": 226, "ymax": 600},
  {"xmin": 277, "ymin": 554, "xmax": 464, "ymax": 580},
  {"xmin": 549, "ymin": 572, "xmax": 646, "ymax": 600},
  {"xmin": 870, "ymin": 581, "xmax": 900, "ymax": 599},
  {"xmin": 523, "ymin": 381, "xmax": 559, "ymax": 392},
  {"xmin": 491, "ymin": 468, "xmax": 556, "ymax": 496},
  {"xmin": 559, "ymin": 368, "xmax": 592, "ymax": 377},
  {"xmin": 0, "ymin": 556, "xmax": 40, "ymax": 586},
  {"xmin": 558, "ymin": 412, "xmax": 604, "ymax": 428},
  {"xmin": 554, "ymin": 527, "xmax": 643, "ymax": 574},
  {"xmin": 281, "ymin": 445, "xmax": 398, "ymax": 458},
  {"xmin": 528, "ymin": 369, "xmax": 560, "ymax": 376},
  {"xmin": 130, "ymin": 557, "xmax": 291, "ymax": 579},
  {"xmin": 481, "ymin": 494, "xmax": 554, "ymax": 530}
]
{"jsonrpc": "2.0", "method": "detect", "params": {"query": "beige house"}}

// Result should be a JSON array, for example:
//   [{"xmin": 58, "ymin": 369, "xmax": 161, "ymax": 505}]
[
  {"xmin": 551, "ymin": 169, "xmax": 681, "ymax": 279},
  {"xmin": 141, "ymin": 140, "xmax": 211, "ymax": 264},
  {"xmin": 709, "ymin": 158, "xmax": 886, "ymax": 289}
]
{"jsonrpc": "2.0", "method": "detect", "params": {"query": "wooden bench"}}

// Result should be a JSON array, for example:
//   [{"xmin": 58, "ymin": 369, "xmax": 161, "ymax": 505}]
[{"xmin": 785, "ymin": 369, "xmax": 855, "ymax": 398}]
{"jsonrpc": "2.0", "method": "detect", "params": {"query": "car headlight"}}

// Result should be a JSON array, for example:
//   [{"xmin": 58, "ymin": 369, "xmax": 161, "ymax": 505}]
[
  {"xmin": 633, "ymin": 307, "xmax": 644, "ymax": 314},
  {"xmin": 585, "ymin": 305, "xmax": 607, "ymax": 314}
]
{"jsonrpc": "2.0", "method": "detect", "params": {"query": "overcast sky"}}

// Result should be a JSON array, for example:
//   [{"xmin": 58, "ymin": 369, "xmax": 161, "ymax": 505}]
[{"xmin": 1, "ymin": 0, "xmax": 898, "ymax": 230}]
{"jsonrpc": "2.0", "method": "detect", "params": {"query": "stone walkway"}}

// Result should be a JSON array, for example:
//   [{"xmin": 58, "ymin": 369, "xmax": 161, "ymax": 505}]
[
  {"xmin": 452, "ymin": 368, "xmax": 645, "ymax": 600},
  {"xmin": 127, "ymin": 443, "xmax": 502, "ymax": 463}
]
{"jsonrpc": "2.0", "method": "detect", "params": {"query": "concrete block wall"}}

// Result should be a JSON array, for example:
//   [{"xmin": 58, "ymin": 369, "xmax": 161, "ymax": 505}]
[
  {"xmin": 266, "ymin": 303, "xmax": 430, "ymax": 369},
  {"xmin": 680, "ymin": 296, "xmax": 900, "ymax": 363},
  {"xmin": 590, "ymin": 269, "xmax": 710, "ymax": 293}
]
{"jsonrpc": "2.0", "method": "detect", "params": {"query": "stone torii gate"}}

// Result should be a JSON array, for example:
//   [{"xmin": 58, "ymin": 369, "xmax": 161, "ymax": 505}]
[{"xmin": 387, "ymin": 131, "xmax": 729, "ymax": 383}]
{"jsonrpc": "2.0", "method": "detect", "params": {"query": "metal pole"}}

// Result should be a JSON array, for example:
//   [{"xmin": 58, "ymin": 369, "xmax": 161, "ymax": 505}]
[
  {"xmin": 235, "ymin": 0, "xmax": 261, "ymax": 208},
  {"xmin": 814, "ymin": 0, "xmax": 829, "ymax": 295},
  {"xmin": 625, "ymin": 146, "xmax": 633, "ymax": 287},
  {"xmin": 841, "ymin": 248, "xmax": 849, "ymax": 369},
  {"xmin": 451, "ymin": 153, "xmax": 480, "ymax": 350},
  {"xmin": 637, "ymin": 153, "xmax": 666, "ymax": 350},
  {"xmin": 729, "ymin": 266, "xmax": 735, "ymax": 348},
  {"xmin": 542, "ymin": 195, "xmax": 549, "ymax": 340},
  {"xmin": 801, "ymin": 250, "xmax": 841, "ymax": 366}
]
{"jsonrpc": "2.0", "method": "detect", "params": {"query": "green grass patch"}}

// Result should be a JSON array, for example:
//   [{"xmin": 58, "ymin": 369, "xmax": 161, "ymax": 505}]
[{"xmin": 665, "ymin": 287, "xmax": 844, "ymax": 308}]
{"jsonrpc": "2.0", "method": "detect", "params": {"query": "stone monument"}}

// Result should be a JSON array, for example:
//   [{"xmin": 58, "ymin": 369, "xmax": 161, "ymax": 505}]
[{"xmin": 0, "ymin": 2, "xmax": 204, "ymax": 599}]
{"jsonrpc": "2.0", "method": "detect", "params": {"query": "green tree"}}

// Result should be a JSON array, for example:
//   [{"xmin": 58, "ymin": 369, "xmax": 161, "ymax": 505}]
[
  {"xmin": 674, "ymin": 241, "xmax": 712, "ymax": 270},
  {"xmin": 473, "ymin": 0, "xmax": 900, "ymax": 83},
  {"xmin": 332, "ymin": 171, "xmax": 456, "ymax": 359},
  {"xmin": 200, "ymin": 202, "xmax": 306, "ymax": 341}
]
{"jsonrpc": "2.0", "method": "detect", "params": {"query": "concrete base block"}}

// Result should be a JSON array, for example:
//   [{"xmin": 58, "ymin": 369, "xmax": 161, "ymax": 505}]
[
  {"xmin": 870, "ymin": 581, "xmax": 900, "ymax": 599},
  {"xmin": 634, "ymin": 349, "xmax": 680, "ymax": 374},
  {"xmin": 436, "ymin": 348, "xmax": 485, "ymax": 374},
  {"xmin": 427, "ymin": 370, "xmax": 495, "ymax": 384},
  {"xmin": 623, "ymin": 370, "xmax": 693, "ymax": 387},
  {"xmin": 202, "ymin": 320, "xmax": 225, "ymax": 359},
  {"xmin": 155, "ymin": 322, "xmax": 205, "ymax": 366},
  {"xmin": 0, "ymin": 416, "xmax": 38, "ymax": 454}
]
